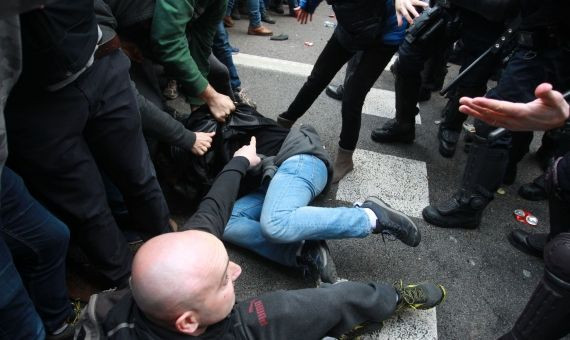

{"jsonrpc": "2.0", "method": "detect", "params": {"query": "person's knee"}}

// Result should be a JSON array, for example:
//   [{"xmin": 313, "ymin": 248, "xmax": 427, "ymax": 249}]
[
  {"xmin": 395, "ymin": 50, "xmax": 423, "ymax": 76},
  {"xmin": 39, "ymin": 217, "xmax": 70, "ymax": 259},
  {"xmin": 544, "ymin": 233, "xmax": 570, "ymax": 283},
  {"xmin": 260, "ymin": 213, "xmax": 293, "ymax": 243}
]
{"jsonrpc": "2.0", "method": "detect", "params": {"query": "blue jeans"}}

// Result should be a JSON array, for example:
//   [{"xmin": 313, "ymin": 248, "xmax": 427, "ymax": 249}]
[
  {"xmin": 226, "ymin": 0, "xmax": 234, "ymax": 15},
  {"xmin": 0, "ymin": 168, "xmax": 71, "ymax": 338},
  {"xmin": 248, "ymin": 0, "xmax": 262, "ymax": 27},
  {"xmin": 223, "ymin": 155, "xmax": 370, "ymax": 267},
  {"xmin": 213, "ymin": 22, "xmax": 241, "ymax": 91}
]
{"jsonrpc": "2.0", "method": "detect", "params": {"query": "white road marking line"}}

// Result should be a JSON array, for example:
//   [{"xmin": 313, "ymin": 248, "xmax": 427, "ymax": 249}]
[
  {"xmin": 336, "ymin": 149, "xmax": 429, "ymax": 219},
  {"xmin": 363, "ymin": 89, "xmax": 422, "ymax": 124},
  {"xmin": 364, "ymin": 309, "xmax": 438, "ymax": 340},
  {"xmin": 234, "ymin": 53, "xmax": 420, "ymax": 124},
  {"xmin": 234, "ymin": 53, "xmax": 397, "ymax": 76}
]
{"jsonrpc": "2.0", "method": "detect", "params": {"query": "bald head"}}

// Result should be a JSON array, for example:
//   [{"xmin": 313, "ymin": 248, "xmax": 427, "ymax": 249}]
[{"xmin": 131, "ymin": 230, "xmax": 228, "ymax": 324}]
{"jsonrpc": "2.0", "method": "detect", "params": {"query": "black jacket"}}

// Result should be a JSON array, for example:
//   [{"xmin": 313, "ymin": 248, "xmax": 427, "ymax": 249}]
[
  {"xmin": 164, "ymin": 104, "xmax": 333, "ymax": 204},
  {"xmin": 17, "ymin": 0, "xmax": 99, "ymax": 89}
]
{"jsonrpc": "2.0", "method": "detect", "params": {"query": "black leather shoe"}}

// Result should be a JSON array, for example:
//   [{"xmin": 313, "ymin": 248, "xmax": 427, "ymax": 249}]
[
  {"xmin": 261, "ymin": 12, "xmax": 276, "ymax": 24},
  {"xmin": 325, "ymin": 84, "xmax": 343, "ymax": 101},
  {"xmin": 518, "ymin": 174, "xmax": 547, "ymax": 201},
  {"xmin": 438, "ymin": 126, "xmax": 460, "ymax": 158},
  {"xmin": 371, "ymin": 119, "xmax": 415, "ymax": 144},
  {"xmin": 360, "ymin": 196, "xmax": 421, "ymax": 247},
  {"xmin": 507, "ymin": 229, "xmax": 547, "ymax": 258},
  {"xmin": 421, "ymin": 191, "xmax": 487, "ymax": 229}
]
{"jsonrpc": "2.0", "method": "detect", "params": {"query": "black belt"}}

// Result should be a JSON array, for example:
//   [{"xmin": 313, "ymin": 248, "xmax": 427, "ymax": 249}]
[{"xmin": 95, "ymin": 35, "xmax": 121, "ymax": 60}]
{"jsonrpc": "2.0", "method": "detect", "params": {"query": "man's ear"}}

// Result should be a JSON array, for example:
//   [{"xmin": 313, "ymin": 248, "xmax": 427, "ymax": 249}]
[{"xmin": 175, "ymin": 311, "xmax": 201, "ymax": 336}]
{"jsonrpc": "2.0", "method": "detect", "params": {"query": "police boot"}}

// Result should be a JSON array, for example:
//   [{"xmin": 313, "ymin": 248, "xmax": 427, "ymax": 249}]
[
  {"xmin": 499, "ymin": 233, "xmax": 570, "ymax": 340},
  {"xmin": 503, "ymin": 131, "xmax": 534, "ymax": 185},
  {"xmin": 438, "ymin": 87, "xmax": 482, "ymax": 158},
  {"xmin": 422, "ymin": 141, "xmax": 508, "ymax": 229},
  {"xmin": 371, "ymin": 65, "xmax": 419, "ymax": 144}
]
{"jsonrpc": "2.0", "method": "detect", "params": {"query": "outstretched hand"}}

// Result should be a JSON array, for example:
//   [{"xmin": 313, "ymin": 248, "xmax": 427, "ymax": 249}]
[
  {"xmin": 297, "ymin": 8, "xmax": 312, "ymax": 24},
  {"xmin": 234, "ymin": 137, "xmax": 261, "ymax": 168},
  {"xmin": 459, "ymin": 83, "xmax": 570, "ymax": 131},
  {"xmin": 394, "ymin": 0, "xmax": 428, "ymax": 26}
]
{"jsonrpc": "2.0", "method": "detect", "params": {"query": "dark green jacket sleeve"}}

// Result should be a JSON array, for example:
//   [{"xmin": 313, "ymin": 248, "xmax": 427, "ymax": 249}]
[{"xmin": 151, "ymin": 0, "xmax": 226, "ymax": 100}]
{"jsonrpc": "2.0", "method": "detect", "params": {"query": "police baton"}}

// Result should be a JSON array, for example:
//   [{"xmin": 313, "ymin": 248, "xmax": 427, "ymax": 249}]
[{"xmin": 440, "ymin": 19, "xmax": 519, "ymax": 97}]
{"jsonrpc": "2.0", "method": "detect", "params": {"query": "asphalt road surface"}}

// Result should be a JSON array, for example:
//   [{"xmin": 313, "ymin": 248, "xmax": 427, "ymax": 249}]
[{"xmin": 181, "ymin": 6, "xmax": 553, "ymax": 340}]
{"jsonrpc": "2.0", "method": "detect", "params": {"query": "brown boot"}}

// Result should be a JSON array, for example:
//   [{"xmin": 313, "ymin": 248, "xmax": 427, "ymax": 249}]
[
  {"xmin": 248, "ymin": 25, "xmax": 273, "ymax": 36},
  {"xmin": 223, "ymin": 16, "xmax": 234, "ymax": 27},
  {"xmin": 332, "ymin": 147, "xmax": 354, "ymax": 184}
]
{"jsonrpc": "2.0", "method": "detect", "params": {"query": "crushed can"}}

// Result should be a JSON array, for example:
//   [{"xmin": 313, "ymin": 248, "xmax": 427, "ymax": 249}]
[{"xmin": 513, "ymin": 209, "xmax": 538, "ymax": 226}]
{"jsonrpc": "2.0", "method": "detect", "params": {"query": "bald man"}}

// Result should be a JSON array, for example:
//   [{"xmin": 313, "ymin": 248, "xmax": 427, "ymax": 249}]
[{"xmin": 99, "ymin": 138, "xmax": 446, "ymax": 339}]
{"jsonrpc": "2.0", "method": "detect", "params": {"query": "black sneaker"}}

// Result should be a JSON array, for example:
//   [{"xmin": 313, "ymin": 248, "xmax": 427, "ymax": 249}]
[
  {"xmin": 46, "ymin": 300, "xmax": 84, "ymax": 340},
  {"xmin": 339, "ymin": 321, "xmax": 384, "ymax": 340},
  {"xmin": 360, "ymin": 196, "xmax": 421, "ymax": 247},
  {"xmin": 299, "ymin": 240, "xmax": 338, "ymax": 284},
  {"xmin": 261, "ymin": 10, "xmax": 276, "ymax": 24},
  {"xmin": 394, "ymin": 281, "xmax": 446, "ymax": 310}
]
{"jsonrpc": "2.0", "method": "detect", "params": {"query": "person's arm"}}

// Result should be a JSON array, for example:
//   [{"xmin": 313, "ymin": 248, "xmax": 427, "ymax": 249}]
[
  {"xmin": 151, "ymin": 0, "xmax": 208, "ymax": 97},
  {"xmin": 181, "ymin": 137, "xmax": 260, "ymax": 238},
  {"xmin": 459, "ymin": 83, "xmax": 570, "ymax": 131},
  {"xmin": 134, "ymin": 82, "xmax": 197, "ymax": 150}
]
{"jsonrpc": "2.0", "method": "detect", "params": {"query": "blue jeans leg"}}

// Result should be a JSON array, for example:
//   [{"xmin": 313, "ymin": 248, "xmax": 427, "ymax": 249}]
[
  {"xmin": 248, "ymin": 0, "xmax": 261, "ymax": 27},
  {"xmin": 213, "ymin": 22, "xmax": 242, "ymax": 91},
  {"xmin": 223, "ymin": 189, "xmax": 302, "ymax": 267},
  {"xmin": 0, "ymin": 237, "xmax": 45, "ymax": 339},
  {"xmin": 226, "ymin": 0, "xmax": 235, "ymax": 15},
  {"xmin": 260, "ymin": 155, "xmax": 370, "ymax": 243},
  {"xmin": 0, "ymin": 168, "xmax": 71, "ymax": 334}
]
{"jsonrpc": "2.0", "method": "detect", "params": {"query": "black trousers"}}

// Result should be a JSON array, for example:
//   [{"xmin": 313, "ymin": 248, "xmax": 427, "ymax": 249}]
[
  {"xmin": 5, "ymin": 50, "xmax": 170, "ymax": 285},
  {"xmin": 282, "ymin": 32, "xmax": 397, "ymax": 150},
  {"xmin": 233, "ymin": 281, "xmax": 398, "ymax": 340}
]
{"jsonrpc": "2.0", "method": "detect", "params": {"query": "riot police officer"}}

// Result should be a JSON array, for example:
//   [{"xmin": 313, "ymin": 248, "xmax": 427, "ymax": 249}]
[
  {"xmin": 370, "ymin": 1, "xmax": 513, "ymax": 150},
  {"xmin": 422, "ymin": 0, "xmax": 570, "ymax": 229}
]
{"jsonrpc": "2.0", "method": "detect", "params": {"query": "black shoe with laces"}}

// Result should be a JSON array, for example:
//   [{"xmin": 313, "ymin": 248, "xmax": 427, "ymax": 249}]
[
  {"xmin": 394, "ymin": 281, "xmax": 446, "ymax": 310},
  {"xmin": 46, "ymin": 300, "xmax": 84, "ymax": 340},
  {"xmin": 299, "ymin": 240, "xmax": 338, "ymax": 284},
  {"xmin": 360, "ymin": 196, "xmax": 421, "ymax": 247}
]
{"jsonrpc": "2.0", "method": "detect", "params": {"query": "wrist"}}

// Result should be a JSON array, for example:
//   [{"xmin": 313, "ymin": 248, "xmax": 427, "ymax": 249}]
[{"xmin": 199, "ymin": 84, "xmax": 217, "ymax": 103}]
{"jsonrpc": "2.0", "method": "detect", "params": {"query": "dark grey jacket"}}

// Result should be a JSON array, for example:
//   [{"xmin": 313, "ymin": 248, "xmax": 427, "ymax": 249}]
[{"xmin": 254, "ymin": 124, "xmax": 333, "ymax": 194}]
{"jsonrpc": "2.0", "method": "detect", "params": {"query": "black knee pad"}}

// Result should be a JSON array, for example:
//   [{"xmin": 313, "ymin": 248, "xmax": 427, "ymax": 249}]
[{"xmin": 544, "ymin": 233, "xmax": 570, "ymax": 283}]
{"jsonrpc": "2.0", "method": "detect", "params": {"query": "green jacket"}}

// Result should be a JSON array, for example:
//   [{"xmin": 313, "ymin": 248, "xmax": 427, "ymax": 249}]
[{"xmin": 151, "ymin": 0, "xmax": 226, "ymax": 104}]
